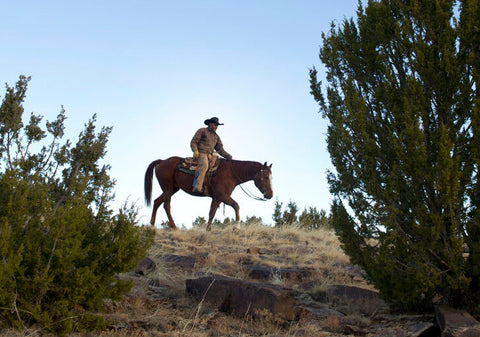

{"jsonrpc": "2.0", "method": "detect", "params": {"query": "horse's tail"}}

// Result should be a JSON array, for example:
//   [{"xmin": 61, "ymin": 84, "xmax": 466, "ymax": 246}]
[{"xmin": 144, "ymin": 159, "xmax": 163, "ymax": 207}]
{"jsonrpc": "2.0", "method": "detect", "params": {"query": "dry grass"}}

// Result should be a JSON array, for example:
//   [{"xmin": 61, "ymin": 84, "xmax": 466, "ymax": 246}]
[
  {"xmin": 1, "ymin": 222, "xmax": 392, "ymax": 337},
  {"xmin": 152, "ymin": 223, "xmax": 355, "ymax": 285}
]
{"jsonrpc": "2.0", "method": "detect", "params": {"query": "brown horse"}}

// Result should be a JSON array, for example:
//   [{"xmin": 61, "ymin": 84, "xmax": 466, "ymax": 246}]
[{"xmin": 144, "ymin": 157, "xmax": 273, "ymax": 230}]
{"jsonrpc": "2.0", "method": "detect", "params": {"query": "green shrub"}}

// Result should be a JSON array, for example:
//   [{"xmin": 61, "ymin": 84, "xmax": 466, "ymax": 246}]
[
  {"xmin": 0, "ymin": 76, "xmax": 154, "ymax": 333},
  {"xmin": 310, "ymin": 0, "xmax": 480, "ymax": 313}
]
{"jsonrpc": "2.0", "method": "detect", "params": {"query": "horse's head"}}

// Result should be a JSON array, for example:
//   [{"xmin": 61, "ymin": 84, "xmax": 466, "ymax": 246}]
[{"xmin": 254, "ymin": 162, "xmax": 273, "ymax": 199}]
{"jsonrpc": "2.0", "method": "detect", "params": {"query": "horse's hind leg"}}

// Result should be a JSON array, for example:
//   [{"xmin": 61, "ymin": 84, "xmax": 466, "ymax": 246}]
[
  {"xmin": 163, "ymin": 193, "xmax": 177, "ymax": 230},
  {"xmin": 150, "ymin": 193, "xmax": 166, "ymax": 226},
  {"xmin": 206, "ymin": 199, "xmax": 221, "ymax": 231},
  {"xmin": 150, "ymin": 190, "xmax": 178, "ymax": 229}
]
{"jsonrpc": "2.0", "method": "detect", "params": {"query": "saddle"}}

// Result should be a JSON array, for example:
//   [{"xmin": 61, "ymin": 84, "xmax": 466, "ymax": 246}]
[{"xmin": 178, "ymin": 155, "xmax": 221, "ymax": 176}]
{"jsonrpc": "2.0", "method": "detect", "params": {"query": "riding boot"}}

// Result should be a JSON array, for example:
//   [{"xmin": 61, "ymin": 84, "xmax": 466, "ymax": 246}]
[{"xmin": 193, "ymin": 153, "xmax": 208, "ymax": 192}]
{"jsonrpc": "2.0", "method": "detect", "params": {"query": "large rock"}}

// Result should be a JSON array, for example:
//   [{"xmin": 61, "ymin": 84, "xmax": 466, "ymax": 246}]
[
  {"xmin": 295, "ymin": 293, "xmax": 344, "ymax": 319},
  {"xmin": 185, "ymin": 275, "xmax": 297, "ymax": 321},
  {"xmin": 161, "ymin": 253, "xmax": 208, "ymax": 269},
  {"xmin": 305, "ymin": 284, "xmax": 387, "ymax": 316},
  {"xmin": 134, "ymin": 257, "xmax": 156, "ymax": 275},
  {"xmin": 435, "ymin": 305, "xmax": 480, "ymax": 337},
  {"xmin": 134, "ymin": 253, "xmax": 209, "ymax": 275},
  {"xmin": 243, "ymin": 265, "xmax": 314, "ymax": 282},
  {"xmin": 327, "ymin": 284, "xmax": 382, "ymax": 301}
]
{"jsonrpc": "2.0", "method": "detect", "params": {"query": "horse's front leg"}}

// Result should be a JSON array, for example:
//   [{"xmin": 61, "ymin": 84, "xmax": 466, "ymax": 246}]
[
  {"xmin": 222, "ymin": 196, "xmax": 240, "ymax": 223},
  {"xmin": 207, "ymin": 199, "xmax": 221, "ymax": 231}
]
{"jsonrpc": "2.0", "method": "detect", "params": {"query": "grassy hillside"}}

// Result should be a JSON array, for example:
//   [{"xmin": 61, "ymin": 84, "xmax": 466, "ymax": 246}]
[{"xmin": 2, "ymin": 223, "xmax": 432, "ymax": 336}]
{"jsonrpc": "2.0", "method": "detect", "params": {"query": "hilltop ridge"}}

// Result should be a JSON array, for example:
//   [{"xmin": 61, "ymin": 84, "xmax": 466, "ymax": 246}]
[{"xmin": 2, "ymin": 223, "xmax": 439, "ymax": 336}]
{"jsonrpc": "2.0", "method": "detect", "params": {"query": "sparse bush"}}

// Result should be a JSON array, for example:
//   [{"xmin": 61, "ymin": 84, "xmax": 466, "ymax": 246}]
[
  {"xmin": 299, "ymin": 207, "xmax": 331, "ymax": 230},
  {"xmin": 273, "ymin": 199, "xmax": 330, "ymax": 230},
  {"xmin": 244, "ymin": 215, "xmax": 263, "ymax": 226},
  {"xmin": 192, "ymin": 216, "xmax": 207, "ymax": 229},
  {"xmin": 0, "ymin": 76, "xmax": 154, "ymax": 334}
]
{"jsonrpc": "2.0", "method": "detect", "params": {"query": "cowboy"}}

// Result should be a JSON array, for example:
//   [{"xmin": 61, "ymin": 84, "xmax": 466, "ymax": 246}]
[{"xmin": 190, "ymin": 117, "xmax": 232, "ymax": 193}]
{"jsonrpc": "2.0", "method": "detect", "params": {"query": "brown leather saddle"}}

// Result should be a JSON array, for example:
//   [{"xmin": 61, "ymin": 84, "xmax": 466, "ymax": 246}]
[{"xmin": 177, "ymin": 155, "xmax": 221, "ymax": 176}]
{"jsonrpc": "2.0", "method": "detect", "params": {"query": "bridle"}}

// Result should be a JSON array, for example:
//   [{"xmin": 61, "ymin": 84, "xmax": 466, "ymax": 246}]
[{"xmin": 230, "ymin": 161, "xmax": 270, "ymax": 201}]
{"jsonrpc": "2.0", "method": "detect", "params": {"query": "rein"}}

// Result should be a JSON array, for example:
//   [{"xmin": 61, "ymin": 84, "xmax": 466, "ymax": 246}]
[{"xmin": 229, "ymin": 160, "xmax": 268, "ymax": 201}]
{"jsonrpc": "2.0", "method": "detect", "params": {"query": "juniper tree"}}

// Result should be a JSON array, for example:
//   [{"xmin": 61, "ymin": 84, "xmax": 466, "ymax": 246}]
[
  {"xmin": 0, "ymin": 76, "xmax": 154, "ymax": 333},
  {"xmin": 272, "ymin": 199, "xmax": 299, "ymax": 227},
  {"xmin": 273, "ymin": 199, "xmax": 329, "ymax": 230},
  {"xmin": 298, "ymin": 207, "xmax": 330, "ymax": 230},
  {"xmin": 310, "ymin": 0, "xmax": 480, "ymax": 312},
  {"xmin": 272, "ymin": 198, "xmax": 285, "ymax": 227}
]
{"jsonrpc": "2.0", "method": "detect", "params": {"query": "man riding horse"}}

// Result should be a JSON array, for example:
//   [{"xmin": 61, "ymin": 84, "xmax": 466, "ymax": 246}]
[
  {"xmin": 144, "ymin": 116, "xmax": 273, "ymax": 230},
  {"xmin": 190, "ymin": 117, "xmax": 232, "ymax": 193}
]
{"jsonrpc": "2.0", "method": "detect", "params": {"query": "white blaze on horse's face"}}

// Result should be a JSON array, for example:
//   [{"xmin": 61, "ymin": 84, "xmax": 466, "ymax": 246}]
[
  {"xmin": 266, "ymin": 171, "xmax": 273, "ymax": 198},
  {"xmin": 259, "ymin": 163, "xmax": 273, "ymax": 199}
]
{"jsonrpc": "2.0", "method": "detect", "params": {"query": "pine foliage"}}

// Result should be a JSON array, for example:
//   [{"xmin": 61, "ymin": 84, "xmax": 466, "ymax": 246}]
[
  {"xmin": 272, "ymin": 199, "xmax": 330, "ymax": 230},
  {"xmin": 0, "ymin": 76, "xmax": 154, "ymax": 333},
  {"xmin": 310, "ymin": 0, "xmax": 480, "ymax": 312}
]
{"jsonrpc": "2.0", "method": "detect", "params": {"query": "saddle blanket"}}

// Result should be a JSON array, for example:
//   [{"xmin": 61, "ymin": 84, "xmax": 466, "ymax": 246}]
[{"xmin": 178, "ymin": 156, "xmax": 221, "ymax": 175}]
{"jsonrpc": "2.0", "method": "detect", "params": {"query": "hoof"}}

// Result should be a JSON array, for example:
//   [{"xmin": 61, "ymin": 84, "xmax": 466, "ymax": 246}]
[{"xmin": 206, "ymin": 224, "xmax": 212, "ymax": 231}]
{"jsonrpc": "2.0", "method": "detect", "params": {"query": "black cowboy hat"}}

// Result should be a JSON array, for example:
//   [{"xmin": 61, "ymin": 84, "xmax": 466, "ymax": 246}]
[{"xmin": 204, "ymin": 117, "xmax": 224, "ymax": 126}]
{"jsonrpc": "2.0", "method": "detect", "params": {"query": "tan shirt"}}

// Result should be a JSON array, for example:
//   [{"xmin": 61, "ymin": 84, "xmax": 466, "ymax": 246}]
[{"xmin": 190, "ymin": 127, "xmax": 232, "ymax": 159}]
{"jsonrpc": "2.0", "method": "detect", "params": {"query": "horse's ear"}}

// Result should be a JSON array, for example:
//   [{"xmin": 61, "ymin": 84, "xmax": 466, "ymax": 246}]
[
  {"xmin": 269, "ymin": 163, "xmax": 272, "ymax": 168},
  {"xmin": 264, "ymin": 162, "xmax": 267, "ymax": 167}
]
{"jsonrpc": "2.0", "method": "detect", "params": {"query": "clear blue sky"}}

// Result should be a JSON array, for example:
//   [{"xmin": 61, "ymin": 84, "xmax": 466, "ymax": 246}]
[{"xmin": 1, "ymin": 1, "xmax": 358, "ymax": 227}]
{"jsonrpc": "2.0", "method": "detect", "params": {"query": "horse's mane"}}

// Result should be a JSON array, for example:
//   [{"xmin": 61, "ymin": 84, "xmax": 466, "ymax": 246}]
[{"xmin": 228, "ymin": 159, "xmax": 262, "ymax": 181}]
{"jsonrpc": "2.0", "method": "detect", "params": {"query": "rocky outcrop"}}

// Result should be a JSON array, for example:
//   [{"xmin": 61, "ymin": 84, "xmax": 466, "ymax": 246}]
[
  {"xmin": 295, "ymin": 293, "xmax": 345, "ymax": 318},
  {"xmin": 134, "ymin": 253, "xmax": 209, "ymax": 275},
  {"xmin": 185, "ymin": 275, "xmax": 297, "ymax": 321},
  {"xmin": 242, "ymin": 264, "xmax": 314, "ymax": 282},
  {"xmin": 150, "ymin": 253, "xmax": 480, "ymax": 336},
  {"xmin": 435, "ymin": 305, "xmax": 480, "ymax": 337},
  {"xmin": 134, "ymin": 257, "xmax": 156, "ymax": 275},
  {"xmin": 161, "ymin": 253, "xmax": 208, "ymax": 269}
]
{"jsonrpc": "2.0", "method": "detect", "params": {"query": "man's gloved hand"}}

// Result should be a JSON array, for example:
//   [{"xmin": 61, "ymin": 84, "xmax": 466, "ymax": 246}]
[{"xmin": 193, "ymin": 150, "xmax": 199, "ymax": 158}]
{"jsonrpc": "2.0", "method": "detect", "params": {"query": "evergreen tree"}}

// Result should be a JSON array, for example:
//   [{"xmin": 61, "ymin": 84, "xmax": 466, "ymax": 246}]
[
  {"xmin": 282, "ymin": 201, "xmax": 299, "ymax": 226},
  {"xmin": 245, "ymin": 215, "xmax": 263, "ymax": 226},
  {"xmin": 214, "ymin": 217, "xmax": 235, "ymax": 228},
  {"xmin": 273, "ymin": 199, "xmax": 329, "ymax": 229},
  {"xmin": 310, "ymin": 0, "xmax": 480, "ymax": 312},
  {"xmin": 272, "ymin": 198, "xmax": 285, "ymax": 227},
  {"xmin": 0, "ymin": 76, "xmax": 154, "ymax": 333},
  {"xmin": 273, "ymin": 199, "xmax": 299, "ymax": 227},
  {"xmin": 298, "ymin": 207, "xmax": 330, "ymax": 230},
  {"xmin": 192, "ymin": 216, "xmax": 207, "ymax": 228}
]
